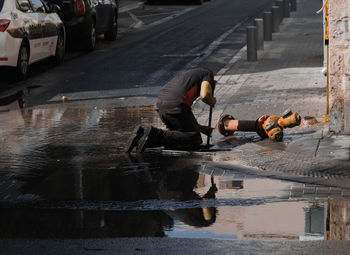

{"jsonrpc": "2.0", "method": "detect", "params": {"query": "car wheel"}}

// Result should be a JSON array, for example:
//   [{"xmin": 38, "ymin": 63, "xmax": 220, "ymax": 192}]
[
  {"xmin": 105, "ymin": 12, "xmax": 117, "ymax": 41},
  {"xmin": 16, "ymin": 42, "xmax": 29, "ymax": 81},
  {"xmin": 85, "ymin": 20, "xmax": 96, "ymax": 51},
  {"xmin": 196, "ymin": 0, "xmax": 203, "ymax": 4},
  {"xmin": 54, "ymin": 30, "xmax": 65, "ymax": 65}
]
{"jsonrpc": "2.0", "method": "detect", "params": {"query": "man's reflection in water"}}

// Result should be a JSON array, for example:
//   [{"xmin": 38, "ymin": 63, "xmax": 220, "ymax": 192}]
[
  {"xmin": 0, "ymin": 154, "xmax": 218, "ymax": 239},
  {"xmin": 157, "ymin": 168, "xmax": 218, "ymax": 227}
]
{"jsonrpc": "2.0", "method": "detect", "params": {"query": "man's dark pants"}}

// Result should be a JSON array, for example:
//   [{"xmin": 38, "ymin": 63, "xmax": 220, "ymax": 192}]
[{"xmin": 155, "ymin": 103, "xmax": 202, "ymax": 150}]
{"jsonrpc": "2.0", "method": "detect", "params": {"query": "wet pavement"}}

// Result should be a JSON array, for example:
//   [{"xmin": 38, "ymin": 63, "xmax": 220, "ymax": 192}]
[
  {"xmin": 1, "ymin": 0, "xmax": 350, "ymax": 253},
  {"xmin": 0, "ymin": 168, "xmax": 335, "ymax": 240},
  {"xmin": 0, "ymin": 98, "xmax": 349, "ymax": 242}
]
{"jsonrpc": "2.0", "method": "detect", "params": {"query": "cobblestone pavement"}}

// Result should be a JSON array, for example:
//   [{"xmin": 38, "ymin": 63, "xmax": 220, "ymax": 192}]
[{"xmin": 192, "ymin": 0, "xmax": 350, "ymax": 189}]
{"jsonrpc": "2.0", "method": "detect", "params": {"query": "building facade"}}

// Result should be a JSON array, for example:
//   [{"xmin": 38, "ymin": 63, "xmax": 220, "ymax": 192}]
[{"xmin": 329, "ymin": 0, "xmax": 350, "ymax": 133}]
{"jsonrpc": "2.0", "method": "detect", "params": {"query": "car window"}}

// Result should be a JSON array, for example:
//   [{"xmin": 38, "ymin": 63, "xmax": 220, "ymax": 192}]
[
  {"xmin": 17, "ymin": 0, "xmax": 33, "ymax": 12},
  {"xmin": 30, "ymin": 0, "xmax": 46, "ymax": 12},
  {"xmin": 0, "ymin": 0, "xmax": 4, "ymax": 12}
]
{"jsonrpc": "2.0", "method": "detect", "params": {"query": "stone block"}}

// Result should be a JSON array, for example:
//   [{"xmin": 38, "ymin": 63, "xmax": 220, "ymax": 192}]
[
  {"xmin": 344, "ymin": 50, "xmax": 350, "ymax": 75},
  {"xmin": 330, "ymin": 0, "xmax": 350, "ymax": 21},
  {"xmin": 330, "ymin": 19, "xmax": 350, "ymax": 47},
  {"xmin": 329, "ymin": 75, "xmax": 344, "ymax": 105},
  {"xmin": 329, "ymin": 49, "xmax": 344, "ymax": 75},
  {"xmin": 330, "ymin": 199, "xmax": 350, "ymax": 223},
  {"xmin": 329, "ymin": 99, "xmax": 344, "ymax": 134},
  {"xmin": 344, "ymin": 76, "xmax": 350, "ymax": 134},
  {"xmin": 330, "ymin": 225, "xmax": 350, "ymax": 240},
  {"xmin": 337, "ymin": 19, "xmax": 350, "ymax": 39}
]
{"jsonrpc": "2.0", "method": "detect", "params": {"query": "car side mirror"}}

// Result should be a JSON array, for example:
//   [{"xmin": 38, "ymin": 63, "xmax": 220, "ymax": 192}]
[{"xmin": 49, "ymin": 4, "xmax": 62, "ymax": 14}]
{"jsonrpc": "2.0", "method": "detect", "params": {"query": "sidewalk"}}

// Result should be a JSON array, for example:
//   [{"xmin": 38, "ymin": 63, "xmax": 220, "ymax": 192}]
[
  {"xmin": 119, "ymin": 0, "xmax": 144, "ymax": 13},
  {"xmin": 193, "ymin": 0, "xmax": 350, "ymax": 189}
]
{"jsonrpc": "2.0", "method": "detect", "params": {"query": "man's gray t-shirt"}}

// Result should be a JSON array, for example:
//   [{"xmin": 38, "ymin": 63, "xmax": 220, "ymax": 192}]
[{"xmin": 157, "ymin": 68, "xmax": 214, "ymax": 110}]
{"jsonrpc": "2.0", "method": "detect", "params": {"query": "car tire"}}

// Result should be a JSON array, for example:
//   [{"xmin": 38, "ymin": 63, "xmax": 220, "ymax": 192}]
[
  {"xmin": 196, "ymin": 0, "xmax": 203, "ymax": 4},
  {"xmin": 85, "ymin": 20, "xmax": 96, "ymax": 51},
  {"xmin": 54, "ymin": 30, "xmax": 65, "ymax": 65},
  {"xmin": 16, "ymin": 42, "xmax": 29, "ymax": 81},
  {"xmin": 105, "ymin": 12, "xmax": 117, "ymax": 41}
]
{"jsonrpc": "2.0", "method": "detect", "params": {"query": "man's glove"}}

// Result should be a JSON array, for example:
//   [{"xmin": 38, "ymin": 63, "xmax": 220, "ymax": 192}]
[
  {"xmin": 209, "ymin": 97, "xmax": 216, "ymax": 107},
  {"xmin": 199, "ymin": 125, "xmax": 214, "ymax": 137}
]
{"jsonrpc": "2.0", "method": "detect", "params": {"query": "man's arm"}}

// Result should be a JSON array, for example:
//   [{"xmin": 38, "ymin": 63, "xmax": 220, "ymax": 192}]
[{"xmin": 199, "ymin": 81, "xmax": 216, "ymax": 107}]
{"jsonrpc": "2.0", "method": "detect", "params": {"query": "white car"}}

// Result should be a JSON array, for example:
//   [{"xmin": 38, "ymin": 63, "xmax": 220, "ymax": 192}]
[{"xmin": 0, "ymin": 0, "xmax": 65, "ymax": 80}]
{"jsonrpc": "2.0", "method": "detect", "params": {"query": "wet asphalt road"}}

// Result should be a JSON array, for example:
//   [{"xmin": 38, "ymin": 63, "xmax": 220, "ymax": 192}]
[
  {"xmin": 0, "ymin": 98, "xmax": 348, "ymax": 241},
  {"xmin": 1, "ymin": 0, "xmax": 274, "ymax": 107},
  {"xmin": 2, "ymin": 0, "xmax": 350, "ymax": 249}
]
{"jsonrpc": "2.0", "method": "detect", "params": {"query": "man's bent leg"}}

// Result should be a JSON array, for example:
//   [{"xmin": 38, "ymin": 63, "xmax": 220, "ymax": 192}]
[
  {"xmin": 157, "ymin": 106, "xmax": 202, "ymax": 150},
  {"xmin": 158, "ymin": 104, "xmax": 200, "ymax": 133},
  {"xmin": 136, "ymin": 126, "xmax": 202, "ymax": 152},
  {"xmin": 161, "ymin": 130, "xmax": 202, "ymax": 150},
  {"xmin": 136, "ymin": 126, "xmax": 165, "ymax": 153}
]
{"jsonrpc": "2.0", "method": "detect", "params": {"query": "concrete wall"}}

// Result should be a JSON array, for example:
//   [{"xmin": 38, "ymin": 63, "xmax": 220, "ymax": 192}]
[{"xmin": 329, "ymin": 0, "xmax": 350, "ymax": 134}]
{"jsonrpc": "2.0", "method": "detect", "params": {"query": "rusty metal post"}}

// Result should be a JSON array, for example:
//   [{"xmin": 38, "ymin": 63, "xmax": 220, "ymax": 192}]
[
  {"xmin": 275, "ymin": 0, "xmax": 284, "ymax": 22},
  {"xmin": 254, "ymin": 18, "xmax": 264, "ymax": 50},
  {"xmin": 247, "ymin": 26, "xmax": 257, "ymax": 61},
  {"xmin": 263, "ymin": 12, "xmax": 272, "ymax": 41},
  {"xmin": 271, "ymin": 6, "xmax": 280, "ymax": 32}
]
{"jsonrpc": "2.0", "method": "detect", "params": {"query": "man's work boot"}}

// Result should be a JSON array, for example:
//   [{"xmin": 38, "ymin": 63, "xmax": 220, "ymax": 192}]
[
  {"xmin": 126, "ymin": 125, "xmax": 145, "ymax": 153},
  {"xmin": 136, "ymin": 126, "xmax": 159, "ymax": 153}
]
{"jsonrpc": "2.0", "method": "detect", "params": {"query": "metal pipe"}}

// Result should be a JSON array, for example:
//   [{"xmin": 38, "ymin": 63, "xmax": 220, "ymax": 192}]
[
  {"xmin": 206, "ymin": 89, "xmax": 214, "ymax": 145},
  {"xmin": 246, "ymin": 26, "xmax": 257, "ymax": 61},
  {"xmin": 223, "ymin": 119, "xmax": 257, "ymax": 132},
  {"xmin": 283, "ymin": 0, "xmax": 290, "ymax": 18},
  {"xmin": 290, "ymin": 0, "xmax": 296, "ymax": 12},
  {"xmin": 271, "ymin": 6, "xmax": 280, "ymax": 32},
  {"xmin": 237, "ymin": 120, "xmax": 257, "ymax": 132},
  {"xmin": 322, "ymin": 0, "xmax": 327, "ymax": 76},
  {"xmin": 254, "ymin": 18, "xmax": 264, "ymax": 50},
  {"xmin": 217, "ymin": 110, "xmax": 301, "ymax": 142},
  {"xmin": 263, "ymin": 12, "xmax": 272, "ymax": 41},
  {"xmin": 275, "ymin": 0, "xmax": 284, "ymax": 22}
]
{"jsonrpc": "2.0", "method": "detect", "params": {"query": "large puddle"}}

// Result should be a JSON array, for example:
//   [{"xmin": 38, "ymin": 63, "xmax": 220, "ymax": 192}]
[
  {"xmin": 0, "ymin": 98, "xmax": 349, "ymax": 240},
  {"xmin": 0, "ymin": 165, "xmax": 345, "ymax": 240}
]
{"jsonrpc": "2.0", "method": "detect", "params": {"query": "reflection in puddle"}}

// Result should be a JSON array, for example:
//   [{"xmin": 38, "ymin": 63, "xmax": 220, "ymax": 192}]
[
  {"xmin": 166, "ymin": 176, "xmax": 324, "ymax": 240},
  {"xmin": 0, "ymin": 163, "xmax": 347, "ymax": 241},
  {"xmin": 0, "ymin": 98, "xmax": 349, "ymax": 241}
]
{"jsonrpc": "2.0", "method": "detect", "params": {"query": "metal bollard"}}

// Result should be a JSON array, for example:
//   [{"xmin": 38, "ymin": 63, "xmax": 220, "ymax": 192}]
[
  {"xmin": 271, "ymin": 6, "xmax": 280, "ymax": 32},
  {"xmin": 263, "ymin": 12, "xmax": 272, "ymax": 41},
  {"xmin": 283, "ymin": 0, "xmax": 290, "ymax": 18},
  {"xmin": 247, "ymin": 26, "xmax": 257, "ymax": 61},
  {"xmin": 275, "ymin": 0, "xmax": 284, "ymax": 22},
  {"xmin": 254, "ymin": 18, "xmax": 264, "ymax": 50},
  {"xmin": 290, "ymin": 0, "xmax": 296, "ymax": 12}
]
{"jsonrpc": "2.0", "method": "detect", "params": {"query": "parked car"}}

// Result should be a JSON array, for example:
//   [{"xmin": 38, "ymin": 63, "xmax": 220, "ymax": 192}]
[
  {"xmin": 45, "ymin": 0, "xmax": 119, "ymax": 51},
  {"xmin": 0, "ymin": 0, "xmax": 65, "ymax": 80}
]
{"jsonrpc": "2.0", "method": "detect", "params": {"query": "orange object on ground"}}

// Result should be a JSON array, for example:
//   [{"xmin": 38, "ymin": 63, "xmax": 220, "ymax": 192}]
[
  {"xmin": 277, "ymin": 109, "xmax": 301, "ymax": 128},
  {"xmin": 216, "ymin": 109, "xmax": 302, "ymax": 142},
  {"xmin": 260, "ymin": 115, "xmax": 283, "ymax": 142}
]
